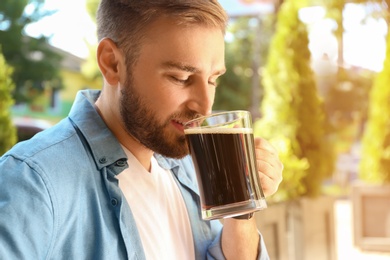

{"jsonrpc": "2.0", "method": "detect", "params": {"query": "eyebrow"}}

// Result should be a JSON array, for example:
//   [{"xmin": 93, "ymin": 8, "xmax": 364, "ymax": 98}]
[{"xmin": 162, "ymin": 61, "xmax": 226, "ymax": 76}]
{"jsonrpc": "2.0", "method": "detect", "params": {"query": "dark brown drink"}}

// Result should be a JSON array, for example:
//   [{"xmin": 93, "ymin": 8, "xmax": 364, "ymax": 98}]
[{"xmin": 185, "ymin": 128, "xmax": 264, "ymax": 210}]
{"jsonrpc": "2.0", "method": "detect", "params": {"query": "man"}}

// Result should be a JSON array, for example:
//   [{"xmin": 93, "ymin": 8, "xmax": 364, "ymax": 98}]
[{"xmin": 0, "ymin": 1, "xmax": 283, "ymax": 259}]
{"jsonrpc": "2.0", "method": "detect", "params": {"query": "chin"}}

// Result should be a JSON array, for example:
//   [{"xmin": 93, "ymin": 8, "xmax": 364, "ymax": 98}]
[{"xmin": 156, "ymin": 140, "xmax": 189, "ymax": 159}]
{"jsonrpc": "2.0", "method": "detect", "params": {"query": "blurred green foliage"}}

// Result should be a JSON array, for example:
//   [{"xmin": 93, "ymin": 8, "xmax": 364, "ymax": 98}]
[
  {"xmin": 214, "ymin": 15, "xmax": 274, "ymax": 117},
  {"xmin": 0, "ymin": 0, "xmax": 63, "ymax": 104},
  {"xmin": 0, "ymin": 48, "xmax": 17, "ymax": 155},
  {"xmin": 82, "ymin": 0, "xmax": 101, "ymax": 81},
  {"xmin": 85, "ymin": 0, "xmax": 99, "ymax": 22},
  {"xmin": 360, "ymin": 29, "xmax": 390, "ymax": 183},
  {"xmin": 214, "ymin": 18, "xmax": 255, "ymax": 112},
  {"xmin": 313, "ymin": 0, "xmax": 390, "ymax": 184},
  {"xmin": 254, "ymin": 0, "xmax": 335, "ymax": 202},
  {"xmin": 323, "ymin": 68, "xmax": 373, "ymax": 154}
]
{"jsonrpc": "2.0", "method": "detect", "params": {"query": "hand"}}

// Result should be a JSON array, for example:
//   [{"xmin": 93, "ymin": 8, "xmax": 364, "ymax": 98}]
[{"xmin": 254, "ymin": 137, "xmax": 283, "ymax": 197}]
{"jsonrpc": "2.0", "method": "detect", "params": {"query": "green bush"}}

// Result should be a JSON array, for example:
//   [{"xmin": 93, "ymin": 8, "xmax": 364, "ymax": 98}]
[
  {"xmin": 254, "ymin": 0, "xmax": 335, "ymax": 202},
  {"xmin": 359, "ymin": 31, "xmax": 390, "ymax": 184},
  {"xmin": 0, "ymin": 48, "xmax": 17, "ymax": 155}
]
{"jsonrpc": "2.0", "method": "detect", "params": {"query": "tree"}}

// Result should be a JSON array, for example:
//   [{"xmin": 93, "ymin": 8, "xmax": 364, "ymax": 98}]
[
  {"xmin": 81, "ymin": 0, "xmax": 101, "ymax": 81},
  {"xmin": 0, "ymin": 48, "xmax": 17, "ymax": 155},
  {"xmin": 359, "ymin": 29, "xmax": 390, "ymax": 183},
  {"xmin": 317, "ymin": 0, "xmax": 379, "ymax": 151},
  {"xmin": 0, "ymin": 0, "xmax": 63, "ymax": 104},
  {"xmin": 214, "ymin": 0, "xmax": 284, "ymax": 117},
  {"xmin": 254, "ymin": 0, "xmax": 335, "ymax": 201},
  {"xmin": 85, "ymin": 0, "xmax": 99, "ymax": 21},
  {"xmin": 214, "ymin": 15, "xmax": 274, "ymax": 118},
  {"xmin": 214, "ymin": 17, "xmax": 258, "ymax": 112}
]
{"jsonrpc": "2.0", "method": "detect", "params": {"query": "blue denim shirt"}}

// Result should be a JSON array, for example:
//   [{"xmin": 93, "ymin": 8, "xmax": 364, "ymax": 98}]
[{"xmin": 0, "ymin": 90, "xmax": 269, "ymax": 260}]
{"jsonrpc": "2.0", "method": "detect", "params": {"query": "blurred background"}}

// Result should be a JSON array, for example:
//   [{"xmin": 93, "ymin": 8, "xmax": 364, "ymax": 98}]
[{"xmin": 1, "ymin": 0, "xmax": 390, "ymax": 259}]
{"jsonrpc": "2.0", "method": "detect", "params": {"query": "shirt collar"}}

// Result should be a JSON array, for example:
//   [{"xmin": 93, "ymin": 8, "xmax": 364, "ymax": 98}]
[
  {"xmin": 154, "ymin": 154, "xmax": 200, "ymax": 195},
  {"xmin": 68, "ymin": 89, "xmax": 127, "ymax": 171}
]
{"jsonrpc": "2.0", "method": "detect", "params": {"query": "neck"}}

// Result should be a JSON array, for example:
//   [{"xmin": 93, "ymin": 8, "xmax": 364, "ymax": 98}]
[
  {"xmin": 95, "ymin": 96, "xmax": 154, "ymax": 172},
  {"xmin": 121, "ymin": 139, "xmax": 154, "ymax": 172}
]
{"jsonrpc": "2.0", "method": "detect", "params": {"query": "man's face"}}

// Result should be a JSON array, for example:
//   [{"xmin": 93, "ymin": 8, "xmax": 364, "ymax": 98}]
[{"xmin": 119, "ymin": 17, "xmax": 226, "ymax": 158}]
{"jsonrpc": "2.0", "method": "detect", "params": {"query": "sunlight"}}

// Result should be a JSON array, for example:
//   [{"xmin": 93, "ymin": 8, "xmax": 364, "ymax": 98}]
[
  {"xmin": 24, "ymin": 0, "xmax": 97, "ymax": 58},
  {"xmin": 301, "ymin": 4, "xmax": 387, "ymax": 72}
]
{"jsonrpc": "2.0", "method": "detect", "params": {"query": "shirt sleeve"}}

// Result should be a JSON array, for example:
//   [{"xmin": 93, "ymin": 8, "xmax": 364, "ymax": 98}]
[
  {"xmin": 206, "ymin": 229, "xmax": 270, "ymax": 260},
  {"xmin": 0, "ymin": 155, "xmax": 55, "ymax": 259}
]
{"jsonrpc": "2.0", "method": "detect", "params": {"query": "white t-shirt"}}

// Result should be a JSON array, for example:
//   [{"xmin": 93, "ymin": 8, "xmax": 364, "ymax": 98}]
[{"xmin": 116, "ymin": 147, "xmax": 195, "ymax": 260}]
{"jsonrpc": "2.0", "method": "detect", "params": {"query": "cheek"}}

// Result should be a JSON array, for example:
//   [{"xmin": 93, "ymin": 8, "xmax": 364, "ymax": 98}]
[
  {"xmin": 210, "ymin": 88, "xmax": 216, "ymax": 104},
  {"xmin": 143, "ymin": 85, "xmax": 184, "ymax": 114},
  {"xmin": 156, "ymin": 90, "xmax": 185, "ymax": 111}
]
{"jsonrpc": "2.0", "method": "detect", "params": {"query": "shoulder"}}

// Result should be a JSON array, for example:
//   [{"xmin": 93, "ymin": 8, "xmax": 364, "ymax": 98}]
[
  {"xmin": 0, "ymin": 117, "xmax": 85, "ymax": 183},
  {"xmin": 4, "ymin": 118, "xmax": 77, "ymax": 160}
]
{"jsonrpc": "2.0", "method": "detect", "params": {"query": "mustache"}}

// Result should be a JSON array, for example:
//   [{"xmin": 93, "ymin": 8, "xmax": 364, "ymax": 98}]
[{"xmin": 170, "ymin": 110, "xmax": 203, "ymax": 124}]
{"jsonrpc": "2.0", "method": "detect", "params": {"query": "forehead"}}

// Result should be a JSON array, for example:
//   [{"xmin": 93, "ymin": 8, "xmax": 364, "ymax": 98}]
[{"xmin": 137, "ymin": 16, "xmax": 225, "ymax": 72}]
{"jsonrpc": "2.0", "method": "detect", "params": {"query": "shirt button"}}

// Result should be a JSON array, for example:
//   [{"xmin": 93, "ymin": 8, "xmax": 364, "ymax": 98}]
[
  {"xmin": 115, "ymin": 160, "xmax": 127, "ymax": 167},
  {"xmin": 99, "ymin": 157, "xmax": 107, "ymax": 164},
  {"xmin": 111, "ymin": 198, "xmax": 118, "ymax": 207}
]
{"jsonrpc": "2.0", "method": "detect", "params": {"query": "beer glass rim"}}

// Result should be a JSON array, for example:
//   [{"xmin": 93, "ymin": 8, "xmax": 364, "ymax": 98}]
[{"xmin": 184, "ymin": 110, "xmax": 250, "ymax": 128}]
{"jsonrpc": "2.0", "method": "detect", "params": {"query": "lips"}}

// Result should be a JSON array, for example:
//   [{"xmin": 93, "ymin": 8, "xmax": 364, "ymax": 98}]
[{"xmin": 171, "ymin": 120, "xmax": 185, "ymax": 132}]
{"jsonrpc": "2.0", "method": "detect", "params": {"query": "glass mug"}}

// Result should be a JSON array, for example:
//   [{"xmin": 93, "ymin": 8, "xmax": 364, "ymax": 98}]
[{"xmin": 184, "ymin": 110, "xmax": 267, "ymax": 220}]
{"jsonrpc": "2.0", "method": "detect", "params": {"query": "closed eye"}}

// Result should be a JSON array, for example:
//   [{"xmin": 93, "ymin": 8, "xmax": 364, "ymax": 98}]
[{"xmin": 171, "ymin": 76, "xmax": 190, "ymax": 85}]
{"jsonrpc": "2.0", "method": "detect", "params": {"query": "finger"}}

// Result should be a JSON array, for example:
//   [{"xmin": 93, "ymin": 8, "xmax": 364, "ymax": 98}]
[
  {"xmin": 259, "ymin": 172, "xmax": 280, "ymax": 197},
  {"xmin": 257, "ymin": 159, "xmax": 283, "ymax": 197},
  {"xmin": 254, "ymin": 137, "xmax": 279, "ymax": 156},
  {"xmin": 254, "ymin": 138, "xmax": 283, "ymax": 174},
  {"xmin": 255, "ymin": 146, "xmax": 283, "ymax": 176},
  {"xmin": 257, "ymin": 159, "xmax": 283, "ymax": 182},
  {"xmin": 255, "ymin": 148, "xmax": 280, "ymax": 165}
]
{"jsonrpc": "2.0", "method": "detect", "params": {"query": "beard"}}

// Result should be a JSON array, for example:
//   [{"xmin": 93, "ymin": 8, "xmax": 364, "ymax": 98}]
[{"xmin": 119, "ymin": 75, "xmax": 199, "ymax": 158}]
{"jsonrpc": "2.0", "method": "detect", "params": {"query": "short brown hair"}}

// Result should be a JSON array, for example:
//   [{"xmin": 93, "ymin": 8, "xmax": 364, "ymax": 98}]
[{"xmin": 97, "ymin": 0, "xmax": 228, "ymax": 67}]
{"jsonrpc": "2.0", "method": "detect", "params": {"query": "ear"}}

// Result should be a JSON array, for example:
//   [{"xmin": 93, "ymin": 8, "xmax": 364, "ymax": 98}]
[{"xmin": 97, "ymin": 38, "xmax": 123, "ymax": 85}]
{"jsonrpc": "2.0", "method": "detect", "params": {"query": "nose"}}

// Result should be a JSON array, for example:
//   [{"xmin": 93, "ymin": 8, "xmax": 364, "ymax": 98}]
[{"xmin": 186, "ymin": 81, "xmax": 214, "ymax": 116}]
